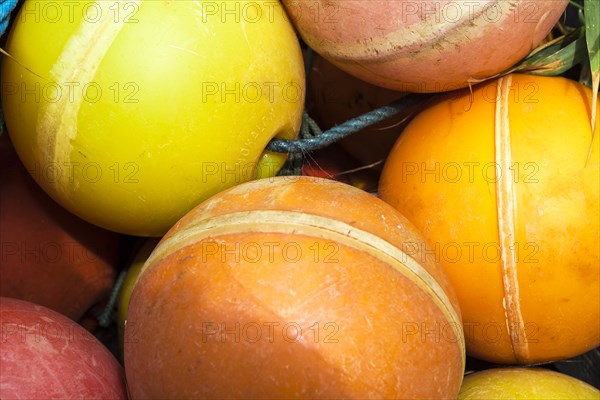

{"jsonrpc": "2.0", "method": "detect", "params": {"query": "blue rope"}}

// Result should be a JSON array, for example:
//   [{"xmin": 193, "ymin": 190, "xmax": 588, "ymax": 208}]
[
  {"xmin": 267, "ymin": 93, "xmax": 430, "ymax": 154},
  {"xmin": 0, "ymin": 0, "xmax": 19, "ymax": 37}
]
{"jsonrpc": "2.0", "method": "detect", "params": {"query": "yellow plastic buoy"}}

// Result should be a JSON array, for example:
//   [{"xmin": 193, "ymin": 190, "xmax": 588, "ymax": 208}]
[
  {"xmin": 459, "ymin": 368, "xmax": 600, "ymax": 399},
  {"xmin": 1, "ymin": 0, "xmax": 304, "ymax": 236}
]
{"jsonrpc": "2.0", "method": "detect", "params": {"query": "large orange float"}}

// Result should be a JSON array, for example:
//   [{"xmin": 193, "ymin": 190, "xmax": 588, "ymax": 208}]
[
  {"xmin": 125, "ymin": 177, "xmax": 465, "ymax": 399},
  {"xmin": 380, "ymin": 74, "xmax": 599, "ymax": 364}
]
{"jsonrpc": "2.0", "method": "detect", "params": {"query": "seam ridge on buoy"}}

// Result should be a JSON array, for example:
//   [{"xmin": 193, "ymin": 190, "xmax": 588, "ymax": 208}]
[
  {"xmin": 495, "ymin": 74, "xmax": 529, "ymax": 362},
  {"xmin": 140, "ymin": 209, "xmax": 465, "ymax": 366},
  {"xmin": 35, "ymin": 0, "xmax": 140, "ymax": 201}
]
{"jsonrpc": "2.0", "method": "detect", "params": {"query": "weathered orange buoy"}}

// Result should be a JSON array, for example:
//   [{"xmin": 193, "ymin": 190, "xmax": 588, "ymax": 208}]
[
  {"xmin": 0, "ymin": 133, "xmax": 120, "ymax": 322},
  {"xmin": 379, "ymin": 74, "xmax": 599, "ymax": 364},
  {"xmin": 124, "ymin": 176, "xmax": 465, "ymax": 399},
  {"xmin": 283, "ymin": 0, "xmax": 568, "ymax": 92}
]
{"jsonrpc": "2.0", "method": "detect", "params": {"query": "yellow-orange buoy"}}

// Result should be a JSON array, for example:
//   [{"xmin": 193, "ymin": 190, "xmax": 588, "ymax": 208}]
[
  {"xmin": 459, "ymin": 368, "xmax": 600, "ymax": 399},
  {"xmin": 125, "ymin": 176, "xmax": 465, "ymax": 399},
  {"xmin": 379, "ymin": 74, "xmax": 599, "ymax": 364}
]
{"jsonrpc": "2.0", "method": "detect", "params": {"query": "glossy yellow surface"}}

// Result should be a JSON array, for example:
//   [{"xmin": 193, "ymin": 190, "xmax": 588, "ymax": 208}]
[
  {"xmin": 459, "ymin": 368, "xmax": 600, "ymax": 399},
  {"xmin": 379, "ymin": 74, "xmax": 599, "ymax": 364},
  {"xmin": 1, "ymin": 0, "xmax": 304, "ymax": 236}
]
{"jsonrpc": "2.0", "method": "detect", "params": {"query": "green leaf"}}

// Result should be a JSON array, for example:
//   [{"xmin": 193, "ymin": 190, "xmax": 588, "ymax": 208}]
[
  {"xmin": 585, "ymin": 0, "xmax": 599, "ymax": 157},
  {"xmin": 511, "ymin": 28, "xmax": 587, "ymax": 76}
]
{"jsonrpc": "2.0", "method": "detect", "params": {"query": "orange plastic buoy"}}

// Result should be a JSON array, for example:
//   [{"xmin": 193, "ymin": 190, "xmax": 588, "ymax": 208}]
[
  {"xmin": 125, "ymin": 177, "xmax": 465, "ymax": 399},
  {"xmin": 0, "ymin": 133, "xmax": 120, "ymax": 322},
  {"xmin": 283, "ymin": 0, "xmax": 568, "ymax": 92},
  {"xmin": 379, "ymin": 74, "xmax": 599, "ymax": 364}
]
